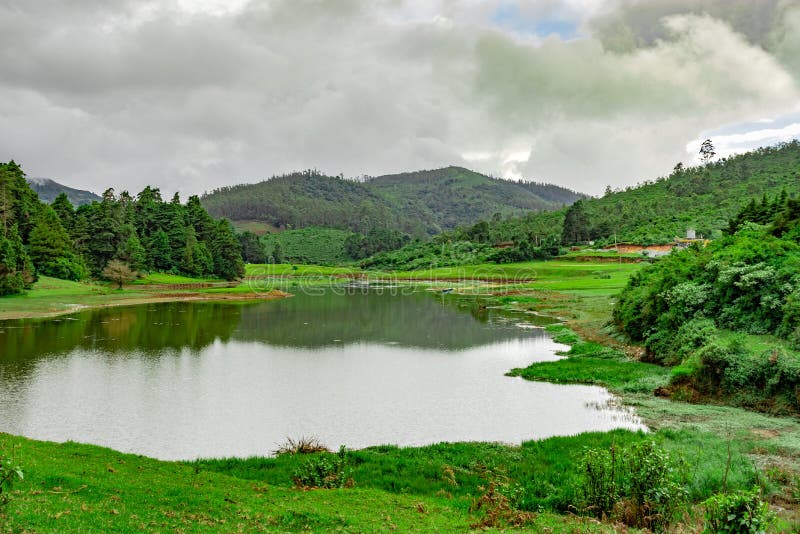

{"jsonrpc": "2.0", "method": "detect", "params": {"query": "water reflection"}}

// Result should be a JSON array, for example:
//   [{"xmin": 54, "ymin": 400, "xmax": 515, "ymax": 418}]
[{"xmin": 0, "ymin": 289, "xmax": 645, "ymax": 460}]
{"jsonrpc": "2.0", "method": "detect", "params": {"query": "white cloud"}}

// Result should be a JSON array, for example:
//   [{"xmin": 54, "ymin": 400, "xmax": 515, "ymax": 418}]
[{"xmin": 0, "ymin": 0, "xmax": 798, "ymax": 197}]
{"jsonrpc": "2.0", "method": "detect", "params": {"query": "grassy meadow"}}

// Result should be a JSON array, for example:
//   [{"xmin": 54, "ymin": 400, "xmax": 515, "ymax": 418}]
[{"xmin": 2, "ymin": 258, "xmax": 800, "ymax": 531}]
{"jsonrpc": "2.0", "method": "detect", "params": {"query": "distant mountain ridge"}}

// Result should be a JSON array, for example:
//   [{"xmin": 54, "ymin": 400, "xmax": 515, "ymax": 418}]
[
  {"xmin": 26, "ymin": 177, "xmax": 101, "ymax": 206},
  {"xmin": 201, "ymin": 166, "xmax": 586, "ymax": 235}
]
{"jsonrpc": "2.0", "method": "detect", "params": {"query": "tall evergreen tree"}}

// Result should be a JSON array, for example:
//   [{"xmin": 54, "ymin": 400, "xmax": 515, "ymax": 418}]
[
  {"xmin": 211, "ymin": 219, "xmax": 245, "ymax": 280},
  {"xmin": 115, "ymin": 224, "xmax": 147, "ymax": 273},
  {"xmin": 149, "ymin": 230, "xmax": 172, "ymax": 271},
  {"xmin": 51, "ymin": 193, "xmax": 75, "ymax": 234},
  {"xmin": 186, "ymin": 195, "xmax": 216, "ymax": 243},
  {"xmin": 28, "ymin": 206, "xmax": 87, "ymax": 280},
  {"xmin": 0, "ymin": 161, "xmax": 41, "ymax": 241},
  {"xmin": 238, "ymin": 231, "xmax": 266, "ymax": 264},
  {"xmin": 0, "ymin": 224, "xmax": 35, "ymax": 295},
  {"xmin": 561, "ymin": 199, "xmax": 591, "ymax": 245},
  {"xmin": 82, "ymin": 189, "xmax": 124, "ymax": 275}
]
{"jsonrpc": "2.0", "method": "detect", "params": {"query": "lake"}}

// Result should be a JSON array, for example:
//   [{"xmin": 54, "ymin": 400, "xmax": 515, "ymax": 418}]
[{"xmin": 0, "ymin": 287, "xmax": 644, "ymax": 460}]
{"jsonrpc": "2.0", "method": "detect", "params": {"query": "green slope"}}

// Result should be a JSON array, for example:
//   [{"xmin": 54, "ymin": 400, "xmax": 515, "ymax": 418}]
[
  {"xmin": 201, "ymin": 171, "xmax": 406, "ymax": 234},
  {"xmin": 567, "ymin": 142, "xmax": 800, "ymax": 244},
  {"xmin": 26, "ymin": 177, "xmax": 101, "ymax": 206},
  {"xmin": 201, "ymin": 167, "xmax": 584, "ymax": 236},
  {"xmin": 367, "ymin": 166, "xmax": 584, "ymax": 234}
]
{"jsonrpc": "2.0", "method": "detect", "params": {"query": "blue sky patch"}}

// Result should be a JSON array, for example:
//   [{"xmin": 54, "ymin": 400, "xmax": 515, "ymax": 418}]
[{"xmin": 491, "ymin": 2, "xmax": 580, "ymax": 39}]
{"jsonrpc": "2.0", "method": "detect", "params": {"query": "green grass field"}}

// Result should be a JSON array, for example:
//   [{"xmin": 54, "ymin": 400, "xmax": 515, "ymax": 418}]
[
  {"xmin": 131, "ymin": 273, "xmax": 221, "ymax": 285},
  {"xmin": 0, "ymin": 433, "xmax": 637, "ymax": 532},
  {"xmin": 3, "ymin": 259, "xmax": 800, "ymax": 530}
]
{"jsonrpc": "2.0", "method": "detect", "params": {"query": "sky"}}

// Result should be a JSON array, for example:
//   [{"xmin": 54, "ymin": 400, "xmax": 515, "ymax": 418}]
[{"xmin": 2, "ymin": 0, "xmax": 800, "ymax": 197}]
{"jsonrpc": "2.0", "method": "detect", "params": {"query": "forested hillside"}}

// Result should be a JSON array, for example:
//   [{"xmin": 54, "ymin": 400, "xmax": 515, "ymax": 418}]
[
  {"xmin": 613, "ymin": 193, "xmax": 800, "ymax": 413},
  {"xmin": 201, "ymin": 170, "xmax": 409, "ymax": 234},
  {"xmin": 559, "ymin": 141, "xmax": 800, "ymax": 245},
  {"xmin": 26, "ymin": 177, "xmax": 101, "ymax": 205},
  {"xmin": 201, "ymin": 167, "xmax": 584, "ymax": 236},
  {"xmin": 360, "ymin": 142, "xmax": 800, "ymax": 270},
  {"xmin": 365, "ymin": 167, "xmax": 584, "ymax": 234},
  {"xmin": 0, "ymin": 161, "xmax": 245, "ymax": 295},
  {"xmin": 454, "ymin": 141, "xmax": 800, "ymax": 248}
]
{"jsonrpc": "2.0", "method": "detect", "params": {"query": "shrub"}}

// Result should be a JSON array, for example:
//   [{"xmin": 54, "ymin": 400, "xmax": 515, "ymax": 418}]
[
  {"xmin": 580, "ymin": 441, "xmax": 686, "ymax": 532},
  {"xmin": 274, "ymin": 437, "xmax": 330, "ymax": 456},
  {"xmin": 292, "ymin": 446, "xmax": 353, "ymax": 489},
  {"xmin": 620, "ymin": 441, "xmax": 687, "ymax": 532},
  {"xmin": 703, "ymin": 488, "xmax": 773, "ymax": 533},
  {"xmin": 580, "ymin": 445, "xmax": 620, "ymax": 518},
  {"xmin": 0, "ymin": 455, "xmax": 23, "ymax": 506}
]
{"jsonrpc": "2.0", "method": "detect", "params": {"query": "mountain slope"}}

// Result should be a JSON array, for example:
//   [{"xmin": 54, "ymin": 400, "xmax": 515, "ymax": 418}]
[
  {"xmin": 26, "ymin": 177, "xmax": 101, "ymax": 205},
  {"xmin": 201, "ymin": 171, "xmax": 410, "ymax": 234},
  {"xmin": 479, "ymin": 141, "xmax": 800, "ymax": 247},
  {"xmin": 581, "ymin": 142, "xmax": 800, "ymax": 243},
  {"xmin": 201, "ymin": 166, "xmax": 585, "ymax": 236},
  {"xmin": 366, "ymin": 166, "xmax": 584, "ymax": 234}
]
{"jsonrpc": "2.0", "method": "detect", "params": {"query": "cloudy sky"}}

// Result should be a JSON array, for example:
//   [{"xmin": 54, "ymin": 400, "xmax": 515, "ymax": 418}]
[{"xmin": 2, "ymin": 0, "xmax": 800, "ymax": 197}]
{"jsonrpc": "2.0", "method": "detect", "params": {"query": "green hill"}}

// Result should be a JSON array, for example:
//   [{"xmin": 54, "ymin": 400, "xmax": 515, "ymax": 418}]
[
  {"xmin": 358, "ymin": 142, "xmax": 800, "ymax": 269},
  {"xmin": 201, "ymin": 167, "xmax": 584, "ymax": 236},
  {"xmin": 26, "ymin": 177, "xmax": 101, "ymax": 206},
  {"xmin": 478, "ymin": 141, "xmax": 800, "ymax": 248},
  {"xmin": 568, "ymin": 142, "xmax": 800, "ymax": 245},
  {"xmin": 366, "ymin": 166, "xmax": 584, "ymax": 234}
]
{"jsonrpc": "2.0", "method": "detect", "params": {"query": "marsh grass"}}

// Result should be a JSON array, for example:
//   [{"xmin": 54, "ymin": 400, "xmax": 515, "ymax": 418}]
[
  {"xmin": 508, "ymin": 326, "xmax": 670, "ymax": 391},
  {"xmin": 274, "ymin": 436, "xmax": 330, "ymax": 456}
]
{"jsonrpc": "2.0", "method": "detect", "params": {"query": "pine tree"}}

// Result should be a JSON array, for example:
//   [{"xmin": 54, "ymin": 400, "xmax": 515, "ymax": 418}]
[
  {"xmin": 700, "ymin": 139, "xmax": 716, "ymax": 165},
  {"xmin": 211, "ymin": 219, "xmax": 245, "ymax": 280},
  {"xmin": 28, "ymin": 206, "xmax": 87, "ymax": 280},
  {"xmin": 180, "ymin": 227, "xmax": 213, "ymax": 276},
  {"xmin": 148, "ymin": 230, "xmax": 172, "ymax": 271},
  {"xmin": 238, "ymin": 231, "xmax": 266, "ymax": 264},
  {"xmin": 0, "ymin": 224, "xmax": 35, "ymax": 295},
  {"xmin": 561, "ymin": 200, "xmax": 591, "ymax": 245},
  {"xmin": 51, "ymin": 193, "xmax": 75, "ymax": 234},
  {"xmin": 186, "ymin": 195, "xmax": 216, "ymax": 243},
  {"xmin": 0, "ymin": 161, "xmax": 41, "ymax": 241},
  {"xmin": 115, "ymin": 225, "xmax": 148, "ymax": 273},
  {"xmin": 81, "ymin": 189, "xmax": 125, "ymax": 275}
]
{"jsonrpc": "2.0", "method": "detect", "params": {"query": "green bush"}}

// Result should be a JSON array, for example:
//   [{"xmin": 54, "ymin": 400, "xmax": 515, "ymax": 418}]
[
  {"xmin": 580, "ymin": 441, "xmax": 686, "ymax": 532},
  {"xmin": 703, "ymin": 488, "xmax": 773, "ymax": 533},
  {"xmin": 581, "ymin": 445, "xmax": 620, "ymax": 517},
  {"xmin": 0, "ymin": 455, "xmax": 23, "ymax": 506},
  {"xmin": 292, "ymin": 446, "xmax": 353, "ymax": 489}
]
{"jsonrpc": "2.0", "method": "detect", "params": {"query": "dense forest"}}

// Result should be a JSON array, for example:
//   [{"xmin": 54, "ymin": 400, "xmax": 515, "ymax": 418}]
[
  {"xmin": 365, "ymin": 167, "xmax": 585, "ymax": 234},
  {"xmin": 613, "ymin": 193, "xmax": 800, "ymax": 412},
  {"xmin": 0, "ymin": 161, "xmax": 244, "ymax": 295},
  {"xmin": 359, "ymin": 141, "xmax": 800, "ymax": 270},
  {"xmin": 200, "ymin": 166, "xmax": 584, "ymax": 236}
]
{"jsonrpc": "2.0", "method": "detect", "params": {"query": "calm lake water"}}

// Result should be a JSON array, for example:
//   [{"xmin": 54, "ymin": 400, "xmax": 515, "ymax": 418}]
[{"xmin": 0, "ymin": 288, "xmax": 644, "ymax": 460}]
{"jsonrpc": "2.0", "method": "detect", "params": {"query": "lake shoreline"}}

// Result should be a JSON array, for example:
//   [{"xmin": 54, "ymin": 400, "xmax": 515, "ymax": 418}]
[
  {"xmin": 2, "ymin": 262, "xmax": 800, "ymax": 530},
  {"xmin": 0, "ymin": 285, "xmax": 292, "ymax": 321}
]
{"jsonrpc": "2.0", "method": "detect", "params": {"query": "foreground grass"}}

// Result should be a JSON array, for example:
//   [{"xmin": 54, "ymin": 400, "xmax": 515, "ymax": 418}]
[
  {"xmin": 4, "ymin": 259, "xmax": 800, "ymax": 530},
  {"xmin": 0, "ymin": 434, "xmax": 633, "ymax": 532},
  {"xmin": 194, "ymin": 429, "xmax": 764, "ymax": 513}
]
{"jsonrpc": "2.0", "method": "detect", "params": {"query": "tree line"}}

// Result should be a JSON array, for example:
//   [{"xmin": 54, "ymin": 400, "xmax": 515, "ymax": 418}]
[{"xmin": 0, "ymin": 161, "xmax": 244, "ymax": 296}]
